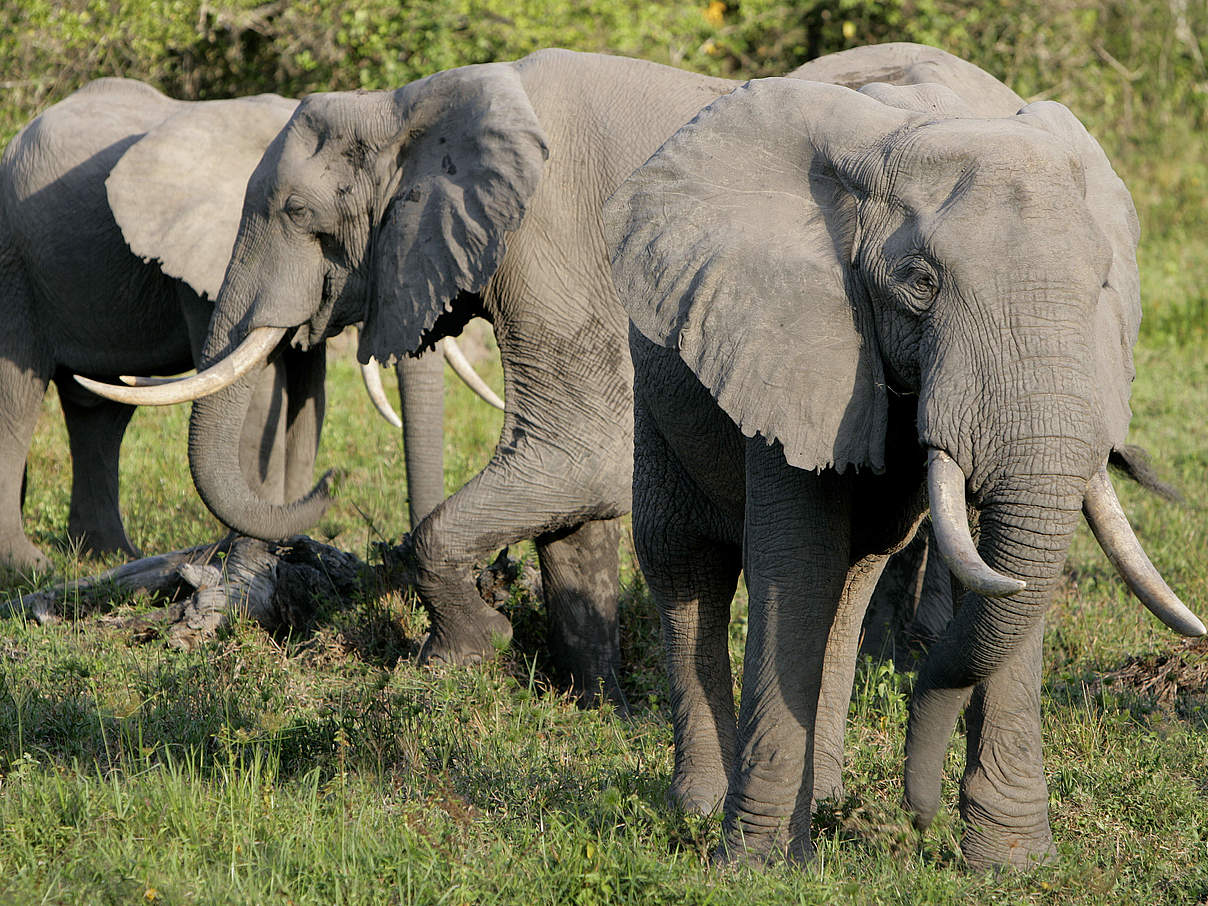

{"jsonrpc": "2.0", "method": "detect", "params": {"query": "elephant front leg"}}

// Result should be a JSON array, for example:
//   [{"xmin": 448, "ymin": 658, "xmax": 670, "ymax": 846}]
[
  {"xmin": 409, "ymin": 311, "xmax": 631, "ymax": 682},
  {"xmin": 720, "ymin": 447, "xmax": 852, "ymax": 864},
  {"xmin": 536, "ymin": 517, "xmax": 627, "ymax": 710},
  {"xmin": 630, "ymin": 391, "xmax": 743, "ymax": 812},
  {"xmin": 959, "ymin": 618, "xmax": 1055, "ymax": 870}
]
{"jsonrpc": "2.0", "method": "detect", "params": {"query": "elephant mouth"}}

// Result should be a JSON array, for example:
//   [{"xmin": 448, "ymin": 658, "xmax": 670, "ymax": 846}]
[{"xmin": 926, "ymin": 447, "xmax": 1204, "ymax": 636}]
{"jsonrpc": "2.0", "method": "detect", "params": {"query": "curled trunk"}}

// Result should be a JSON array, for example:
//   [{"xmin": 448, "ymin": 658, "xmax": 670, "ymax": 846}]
[{"xmin": 189, "ymin": 364, "xmax": 331, "ymax": 540}]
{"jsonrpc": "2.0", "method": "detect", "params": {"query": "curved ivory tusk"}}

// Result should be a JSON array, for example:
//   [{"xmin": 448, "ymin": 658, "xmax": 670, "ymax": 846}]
[
  {"xmin": 1083, "ymin": 466, "xmax": 1206, "ymax": 637},
  {"xmin": 927, "ymin": 449, "xmax": 1027, "ymax": 598},
  {"xmin": 360, "ymin": 359, "xmax": 403, "ymax": 429},
  {"xmin": 74, "ymin": 326, "xmax": 287, "ymax": 406},
  {"xmin": 441, "ymin": 338, "xmax": 505, "ymax": 410}
]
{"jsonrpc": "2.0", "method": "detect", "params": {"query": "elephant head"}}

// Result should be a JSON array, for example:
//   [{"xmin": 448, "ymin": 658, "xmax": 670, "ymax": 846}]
[
  {"xmin": 82, "ymin": 64, "xmax": 547, "ymax": 534},
  {"xmin": 605, "ymin": 77, "xmax": 1201, "ymax": 854}
]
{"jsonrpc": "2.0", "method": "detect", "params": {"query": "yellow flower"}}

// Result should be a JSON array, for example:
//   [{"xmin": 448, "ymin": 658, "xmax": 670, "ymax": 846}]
[
  {"xmin": 842, "ymin": 20, "xmax": 857, "ymax": 39},
  {"xmin": 704, "ymin": 1, "xmax": 726, "ymax": 27}
]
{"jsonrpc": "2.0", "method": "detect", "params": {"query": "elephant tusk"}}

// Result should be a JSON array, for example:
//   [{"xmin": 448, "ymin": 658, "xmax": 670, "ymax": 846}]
[
  {"xmin": 74, "ymin": 326, "xmax": 287, "ymax": 406},
  {"xmin": 927, "ymin": 449, "xmax": 1027, "ymax": 598},
  {"xmin": 360, "ymin": 359, "xmax": 403, "ymax": 429},
  {"xmin": 1083, "ymin": 466, "xmax": 1206, "ymax": 637},
  {"xmin": 442, "ymin": 337, "xmax": 505, "ymax": 410}
]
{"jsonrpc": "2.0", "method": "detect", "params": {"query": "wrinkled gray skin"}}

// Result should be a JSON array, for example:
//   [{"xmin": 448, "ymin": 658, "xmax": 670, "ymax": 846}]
[
  {"xmin": 607, "ymin": 43, "xmax": 1144, "ymax": 869},
  {"xmin": 0, "ymin": 78, "xmax": 337, "ymax": 571}
]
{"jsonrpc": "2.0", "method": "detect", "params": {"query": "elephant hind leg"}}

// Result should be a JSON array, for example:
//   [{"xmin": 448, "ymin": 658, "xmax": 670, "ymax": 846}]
[
  {"xmin": 632, "ymin": 413, "xmax": 742, "ymax": 816},
  {"xmin": 56, "ymin": 375, "xmax": 140, "ymax": 559},
  {"xmin": 535, "ymin": 517, "xmax": 626, "ymax": 712},
  {"xmin": 0, "ymin": 261, "xmax": 52, "ymax": 572}
]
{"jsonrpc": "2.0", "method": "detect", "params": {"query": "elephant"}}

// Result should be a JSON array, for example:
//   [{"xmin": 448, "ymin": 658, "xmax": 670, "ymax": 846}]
[
  {"xmin": 0, "ymin": 78, "xmax": 323, "ymax": 572},
  {"xmin": 0, "ymin": 78, "xmax": 493, "ymax": 573},
  {"xmin": 604, "ymin": 59, "xmax": 1205, "ymax": 870}
]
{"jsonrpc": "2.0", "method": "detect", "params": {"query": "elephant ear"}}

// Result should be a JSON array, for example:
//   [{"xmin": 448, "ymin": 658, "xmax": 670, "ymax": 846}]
[
  {"xmin": 107, "ymin": 94, "xmax": 297, "ymax": 299},
  {"xmin": 606, "ymin": 79, "xmax": 909, "ymax": 474},
  {"xmin": 359, "ymin": 64, "xmax": 549, "ymax": 365},
  {"xmin": 1016, "ymin": 101, "xmax": 1140, "ymax": 448}
]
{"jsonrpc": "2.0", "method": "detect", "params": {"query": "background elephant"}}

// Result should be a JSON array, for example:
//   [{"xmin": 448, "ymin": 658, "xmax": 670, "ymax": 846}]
[
  {"xmin": 101, "ymin": 50, "xmax": 771, "ymax": 709},
  {"xmin": 0, "ymin": 78, "xmax": 474, "ymax": 574},
  {"xmin": 605, "ymin": 67, "xmax": 1203, "ymax": 871},
  {"xmin": 0, "ymin": 78, "xmax": 329, "ymax": 572}
]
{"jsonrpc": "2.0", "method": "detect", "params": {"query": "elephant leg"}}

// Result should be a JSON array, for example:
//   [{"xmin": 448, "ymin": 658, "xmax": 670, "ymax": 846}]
[
  {"xmin": 55, "ymin": 377, "xmax": 139, "ymax": 558},
  {"xmin": 959, "ymin": 617, "xmax": 1055, "ymax": 870},
  {"xmin": 396, "ymin": 348, "xmax": 444, "ymax": 528},
  {"xmin": 282, "ymin": 345, "xmax": 325, "ymax": 502},
  {"xmin": 411, "ymin": 390, "xmax": 630, "ymax": 672},
  {"xmin": 630, "ymin": 385, "xmax": 742, "ymax": 812},
  {"xmin": 721, "ymin": 443, "xmax": 852, "ymax": 865},
  {"xmin": 642, "ymin": 529, "xmax": 741, "ymax": 816},
  {"xmin": 535, "ymin": 517, "xmax": 627, "ymax": 710},
  {"xmin": 0, "ymin": 265, "xmax": 52, "ymax": 571},
  {"xmin": 812, "ymin": 554, "xmax": 890, "ymax": 806}
]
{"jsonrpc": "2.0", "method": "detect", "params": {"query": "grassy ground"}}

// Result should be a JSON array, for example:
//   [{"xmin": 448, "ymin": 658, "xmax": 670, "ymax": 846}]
[{"xmin": 2, "ymin": 247, "xmax": 1207, "ymax": 903}]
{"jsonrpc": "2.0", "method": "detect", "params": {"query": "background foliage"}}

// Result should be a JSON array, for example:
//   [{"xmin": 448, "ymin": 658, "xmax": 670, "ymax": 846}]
[{"xmin": 4, "ymin": 0, "xmax": 1206, "ymax": 253}]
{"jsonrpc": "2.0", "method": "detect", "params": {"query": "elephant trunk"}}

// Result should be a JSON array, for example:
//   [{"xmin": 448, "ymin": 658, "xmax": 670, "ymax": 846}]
[
  {"xmin": 189, "ymin": 361, "xmax": 332, "ymax": 540},
  {"xmin": 903, "ymin": 459, "xmax": 1087, "ymax": 829}
]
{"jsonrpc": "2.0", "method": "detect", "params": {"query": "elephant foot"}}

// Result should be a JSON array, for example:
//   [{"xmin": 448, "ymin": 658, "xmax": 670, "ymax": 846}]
[
  {"xmin": 572, "ymin": 669, "xmax": 630, "ymax": 716},
  {"xmin": 712, "ymin": 827, "xmax": 814, "ymax": 868},
  {"xmin": 959, "ymin": 757, "xmax": 1055, "ymax": 871},
  {"xmin": 0, "ymin": 536, "xmax": 52, "ymax": 575},
  {"xmin": 960, "ymin": 824, "xmax": 1055, "ymax": 872},
  {"xmin": 668, "ymin": 773, "xmax": 728, "ymax": 817},
  {"xmin": 418, "ymin": 603, "xmax": 514, "ymax": 666},
  {"xmin": 72, "ymin": 529, "xmax": 141, "ymax": 562}
]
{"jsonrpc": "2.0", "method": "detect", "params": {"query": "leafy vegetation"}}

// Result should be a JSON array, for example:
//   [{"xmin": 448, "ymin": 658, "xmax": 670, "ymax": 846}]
[{"xmin": 2, "ymin": 1, "xmax": 1207, "ymax": 902}]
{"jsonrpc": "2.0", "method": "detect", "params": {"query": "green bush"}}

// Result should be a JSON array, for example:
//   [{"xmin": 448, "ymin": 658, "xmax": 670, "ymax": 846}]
[{"xmin": 2, "ymin": 0, "xmax": 1205, "ymax": 238}]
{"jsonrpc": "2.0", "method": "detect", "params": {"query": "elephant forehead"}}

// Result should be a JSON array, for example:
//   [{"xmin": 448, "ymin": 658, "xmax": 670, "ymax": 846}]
[{"xmin": 877, "ymin": 118, "xmax": 1076, "ymax": 203}]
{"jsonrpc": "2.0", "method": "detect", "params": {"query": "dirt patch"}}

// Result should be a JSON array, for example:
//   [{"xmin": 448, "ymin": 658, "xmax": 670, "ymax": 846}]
[{"xmin": 1097, "ymin": 636, "xmax": 1208, "ymax": 724}]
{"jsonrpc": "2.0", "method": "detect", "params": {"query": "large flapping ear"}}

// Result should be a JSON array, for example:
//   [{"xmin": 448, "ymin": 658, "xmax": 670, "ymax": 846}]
[
  {"xmin": 606, "ymin": 78, "xmax": 911, "ymax": 474},
  {"xmin": 107, "ymin": 94, "xmax": 297, "ymax": 300},
  {"xmin": 1016, "ymin": 101, "xmax": 1141, "ymax": 447},
  {"xmin": 359, "ymin": 63, "xmax": 549, "ymax": 365}
]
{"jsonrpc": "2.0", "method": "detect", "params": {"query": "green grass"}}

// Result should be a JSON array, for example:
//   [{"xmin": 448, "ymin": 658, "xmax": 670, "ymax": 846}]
[{"xmin": 2, "ymin": 270, "xmax": 1208, "ymax": 904}]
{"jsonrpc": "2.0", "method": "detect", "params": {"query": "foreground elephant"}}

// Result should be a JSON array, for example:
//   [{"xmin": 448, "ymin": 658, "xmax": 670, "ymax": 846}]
[
  {"xmin": 0, "ymin": 79, "xmax": 322, "ymax": 571},
  {"xmin": 605, "ymin": 67, "xmax": 1205, "ymax": 870}
]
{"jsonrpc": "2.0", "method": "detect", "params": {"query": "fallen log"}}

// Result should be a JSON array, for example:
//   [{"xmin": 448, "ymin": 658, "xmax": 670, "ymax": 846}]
[{"xmin": 1, "ymin": 535, "xmax": 538, "ymax": 651}]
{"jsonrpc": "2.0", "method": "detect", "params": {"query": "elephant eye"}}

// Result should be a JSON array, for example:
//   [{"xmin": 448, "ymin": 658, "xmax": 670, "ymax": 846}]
[
  {"xmin": 284, "ymin": 195, "xmax": 313, "ymax": 228},
  {"xmin": 895, "ymin": 256, "xmax": 940, "ymax": 311}
]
